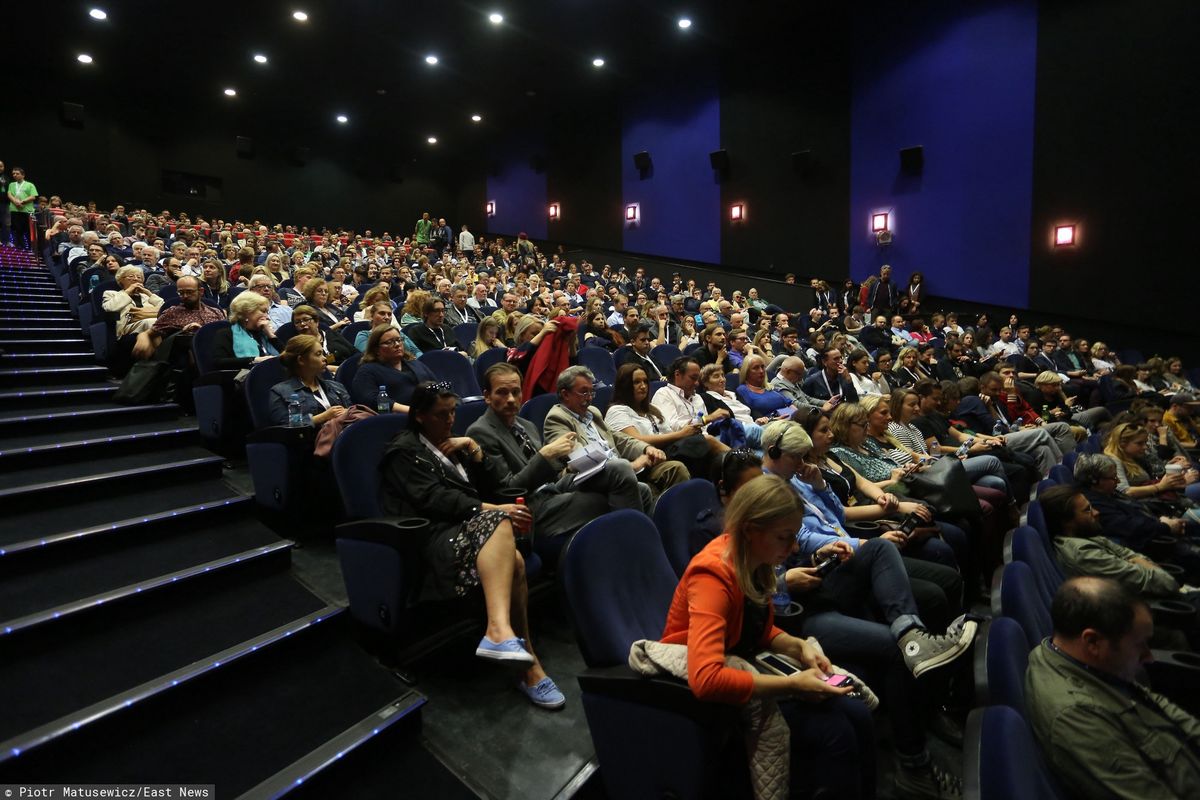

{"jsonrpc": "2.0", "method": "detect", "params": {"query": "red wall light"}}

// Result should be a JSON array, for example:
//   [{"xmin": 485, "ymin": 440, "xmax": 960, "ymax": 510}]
[
  {"xmin": 485, "ymin": 200, "xmax": 496, "ymax": 217},
  {"xmin": 1054, "ymin": 224, "xmax": 1076, "ymax": 247},
  {"xmin": 871, "ymin": 212, "xmax": 889, "ymax": 232},
  {"xmin": 730, "ymin": 203, "xmax": 745, "ymax": 222},
  {"xmin": 548, "ymin": 203, "xmax": 560, "ymax": 220}
]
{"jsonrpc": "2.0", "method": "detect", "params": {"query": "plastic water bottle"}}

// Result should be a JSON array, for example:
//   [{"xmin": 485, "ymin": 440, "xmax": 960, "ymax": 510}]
[
  {"xmin": 992, "ymin": 419, "xmax": 1006, "ymax": 436},
  {"xmin": 772, "ymin": 564, "xmax": 791, "ymax": 614},
  {"xmin": 287, "ymin": 393, "xmax": 303, "ymax": 427},
  {"xmin": 377, "ymin": 386, "xmax": 391, "ymax": 414}
]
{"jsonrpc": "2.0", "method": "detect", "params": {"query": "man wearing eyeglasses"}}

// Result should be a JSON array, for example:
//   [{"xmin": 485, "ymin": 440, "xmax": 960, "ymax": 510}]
[
  {"xmin": 544, "ymin": 366, "xmax": 688, "ymax": 507},
  {"xmin": 132, "ymin": 275, "xmax": 225, "ymax": 360}
]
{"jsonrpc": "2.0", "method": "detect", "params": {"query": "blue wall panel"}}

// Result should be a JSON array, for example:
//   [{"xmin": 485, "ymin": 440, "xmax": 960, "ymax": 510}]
[{"xmin": 486, "ymin": 132, "xmax": 547, "ymax": 241}]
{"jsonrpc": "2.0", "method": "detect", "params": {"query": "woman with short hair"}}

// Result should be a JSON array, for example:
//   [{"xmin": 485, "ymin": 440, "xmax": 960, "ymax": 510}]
[
  {"xmin": 267, "ymin": 334, "xmax": 350, "ymax": 428},
  {"xmin": 351, "ymin": 325, "xmax": 435, "ymax": 413},
  {"xmin": 211, "ymin": 291, "xmax": 280, "ymax": 370}
]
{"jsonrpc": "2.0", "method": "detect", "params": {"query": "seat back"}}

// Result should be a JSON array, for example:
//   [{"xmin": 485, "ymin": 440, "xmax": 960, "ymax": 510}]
[
  {"xmin": 652, "ymin": 479, "xmax": 721, "ymax": 577},
  {"xmin": 1049, "ymin": 464, "xmax": 1072, "ymax": 486},
  {"xmin": 561, "ymin": 510, "xmax": 678, "ymax": 667},
  {"xmin": 274, "ymin": 322, "xmax": 297, "ymax": 345},
  {"xmin": 331, "ymin": 413, "xmax": 410, "ymax": 518},
  {"xmin": 593, "ymin": 383, "xmax": 613, "ymax": 413},
  {"xmin": 578, "ymin": 346, "xmax": 616, "ymax": 386},
  {"xmin": 419, "ymin": 349, "xmax": 482, "ymax": 398},
  {"xmin": 452, "ymin": 322, "xmax": 478, "ymax": 348},
  {"xmin": 191, "ymin": 321, "xmax": 230, "ymax": 374},
  {"xmin": 335, "ymin": 351, "xmax": 362, "ymax": 390},
  {"xmin": 650, "ymin": 343, "xmax": 682, "ymax": 371},
  {"xmin": 984, "ymin": 617, "xmax": 1031, "ymax": 715},
  {"xmin": 343, "ymin": 320, "xmax": 371, "ymax": 344},
  {"xmin": 1062, "ymin": 450, "xmax": 1079, "ymax": 470},
  {"xmin": 453, "ymin": 398, "xmax": 488, "ymax": 436},
  {"xmin": 244, "ymin": 357, "xmax": 287, "ymax": 430},
  {"xmin": 473, "ymin": 346, "xmax": 508, "ymax": 388},
  {"xmin": 1009, "ymin": 526, "xmax": 1063, "ymax": 609},
  {"xmin": 964, "ymin": 706, "xmax": 1063, "ymax": 800},
  {"xmin": 1026, "ymin": 500, "xmax": 1049, "ymax": 542},
  {"xmin": 725, "ymin": 372, "xmax": 740, "ymax": 391},
  {"xmin": 519, "ymin": 393, "xmax": 559, "ymax": 435},
  {"xmin": 998, "ymin": 561, "xmax": 1051, "ymax": 649}
]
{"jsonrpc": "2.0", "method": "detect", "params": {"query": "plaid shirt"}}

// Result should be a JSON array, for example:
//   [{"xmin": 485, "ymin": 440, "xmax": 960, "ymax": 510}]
[{"xmin": 151, "ymin": 302, "xmax": 226, "ymax": 336}]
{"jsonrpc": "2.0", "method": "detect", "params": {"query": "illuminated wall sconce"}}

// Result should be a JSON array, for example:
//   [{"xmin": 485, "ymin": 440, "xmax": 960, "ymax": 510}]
[
  {"xmin": 485, "ymin": 200, "xmax": 496, "ymax": 217},
  {"xmin": 871, "ymin": 212, "xmax": 889, "ymax": 232},
  {"xmin": 548, "ymin": 202, "xmax": 560, "ymax": 220},
  {"xmin": 730, "ymin": 203, "xmax": 745, "ymax": 222},
  {"xmin": 625, "ymin": 203, "xmax": 640, "ymax": 224},
  {"xmin": 1054, "ymin": 224, "xmax": 1076, "ymax": 247}
]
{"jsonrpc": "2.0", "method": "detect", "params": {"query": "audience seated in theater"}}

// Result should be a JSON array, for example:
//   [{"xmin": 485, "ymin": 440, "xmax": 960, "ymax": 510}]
[
  {"xmin": 210, "ymin": 290, "xmax": 281, "ymax": 370},
  {"xmin": 470, "ymin": 362, "xmax": 645, "ymax": 521},
  {"xmin": 132, "ymin": 275, "xmax": 225, "ymax": 360},
  {"xmin": 290, "ymin": 305, "xmax": 354, "ymax": 369},
  {"xmin": 1025, "ymin": 578, "xmax": 1200, "ymax": 798},
  {"xmin": 699, "ymin": 363, "xmax": 767, "ymax": 448},
  {"xmin": 352, "ymin": 325, "xmax": 435, "ymax": 413},
  {"xmin": 543, "ymin": 366, "xmax": 687, "ymax": 506},
  {"xmin": 1163, "ymin": 392, "xmax": 1200, "ymax": 450},
  {"xmin": 846, "ymin": 347, "xmax": 887, "ymax": 397},
  {"xmin": 104, "ymin": 265, "xmax": 163, "ymax": 339},
  {"xmin": 802, "ymin": 347, "xmax": 859, "ymax": 404},
  {"xmin": 994, "ymin": 363, "xmax": 1081, "ymax": 454},
  {"xmin": 407, "ymin": 296, "xmax": 459, "ymax": 353},
  {"xmin": 952, "ymin": 373, "xmax": 1061, "ymax": 475},
  {"xmin": 469, "ymin": 317, "xmax": 504, "ymax": 359},
  {"xmin": 379, "ymin": 382, "xmax": 565, "ymax": 710}
]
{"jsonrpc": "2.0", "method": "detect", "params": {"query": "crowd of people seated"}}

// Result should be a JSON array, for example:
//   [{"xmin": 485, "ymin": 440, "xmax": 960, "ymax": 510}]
[{"xmin": 16, "ymin": 190, "xmax": 1200, "ymax": 798}]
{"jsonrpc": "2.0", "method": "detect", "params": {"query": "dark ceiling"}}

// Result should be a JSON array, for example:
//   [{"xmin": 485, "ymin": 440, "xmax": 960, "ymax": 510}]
[{"xmin": 15, "ymin": 0, "xmax": 736, "ymax": 169}]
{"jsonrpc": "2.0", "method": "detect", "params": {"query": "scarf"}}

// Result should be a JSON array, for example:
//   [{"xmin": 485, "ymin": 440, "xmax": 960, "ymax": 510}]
[{"xmin": 232, "ymin": 323, "xmax": 277, "ymax": 358}]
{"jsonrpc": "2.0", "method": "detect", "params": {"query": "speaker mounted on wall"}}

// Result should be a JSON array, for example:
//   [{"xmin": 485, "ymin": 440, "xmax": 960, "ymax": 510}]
[
  {"xmin": 235, "ymin": 136, "xmax": 255, "ymax": 159},
  {"xmin": 709, "ymin": 149, "xmax": 730, "ymax": 174},
  {"xmin": 899, "ymin": 145, "xmax": 924, "ymax": 174},
  {"xmin": 60, "ymin": 102, "xmax": 85, "ymax": 128},
  {"xmin": 633, "ymin": 150, "xmax": 652, "ymax": 179}
]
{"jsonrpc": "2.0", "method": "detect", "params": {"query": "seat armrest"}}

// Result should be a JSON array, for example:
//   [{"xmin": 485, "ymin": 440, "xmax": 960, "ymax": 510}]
[
  {"xmin": 577, "ymin": 665, "xmax": 740, "ymax": 725},
  {"xmin": 336, "ymin": 518, "xmax": 430, "ymax": 546},
  {"xmin": 193, "ymin": 369, "xmax": 240, "ymax": 388},
  {"xmin": 247, "ymin": 425, "xmax": 314, "ymax": 447}
]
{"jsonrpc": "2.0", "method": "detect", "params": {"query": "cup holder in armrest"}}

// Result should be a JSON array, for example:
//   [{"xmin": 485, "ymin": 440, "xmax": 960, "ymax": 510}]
[
  {"xmin": 1150, "ymin": 599, "xmax": 1197, "ymax": 628},
  {"xmin": 1160, "ymin": 563, "xmax": 1185, "ymax": 577},
  {"xmin": 846, "ymin": 521, "xmax": 881, "ymax": 533}
]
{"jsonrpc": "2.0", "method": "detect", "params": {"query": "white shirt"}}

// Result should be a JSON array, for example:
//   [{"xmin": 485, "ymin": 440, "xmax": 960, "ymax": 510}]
[
  {"xmin": 458, "ymin": 230, "xmax": 475, "ymax": 252},
  {"xmin": 651, "ymin": 384, "xmax": 706, "ymax": 432},
  {"xmin": 989, "ymin": 340, "xmax": 1020, "ymax": 357},
  {"xmin": 604, "ymin": 404, "xmax": 659, "ymax": 437}
]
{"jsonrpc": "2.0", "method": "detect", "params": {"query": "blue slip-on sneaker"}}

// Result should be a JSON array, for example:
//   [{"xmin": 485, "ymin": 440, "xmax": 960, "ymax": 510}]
[
  {"xmin": 476, "ymin": 636, "xmax": 535, "ymax": 664},
  {"xmin": 517, "ymin": 676, "xmax": 566, "ymax": 710}
]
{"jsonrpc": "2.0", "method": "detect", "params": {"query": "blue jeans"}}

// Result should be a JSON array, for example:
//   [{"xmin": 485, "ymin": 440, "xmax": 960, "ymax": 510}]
[{"xmin": 962, "ymin": 454, "xmax": 1010, "ymax": 495}]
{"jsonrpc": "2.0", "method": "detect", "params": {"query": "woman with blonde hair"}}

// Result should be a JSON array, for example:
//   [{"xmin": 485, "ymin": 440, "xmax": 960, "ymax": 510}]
[
  {"xmin": 470, "ymin": 317, "xmax": 505, "ymax": 359},
  {"xmin": 301, "ymin": 277, "xmax": 348, "ymax": 330},
  {"xmin": 1103, "ymin": 422, "xmax": 1188, "ymax": 499},
  {"xmin": 659, "ymin": 473, "xmax": 874, "ymax": 799},
  {"xmin": 401, "ymin": 289, "xmax": 430, "ymax": 325}
]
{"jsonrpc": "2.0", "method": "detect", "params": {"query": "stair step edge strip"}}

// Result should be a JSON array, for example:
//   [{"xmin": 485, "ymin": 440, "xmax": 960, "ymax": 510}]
[
  {"xmin": 0, "ymin": 495, "xmax": 252, "ymax": 558},
  {"xmin": 0, "ymin": 605, "xmax": 344, "ymax": 763},
  {"xmin": 235, "ymin": 689, "xmax": 427, "ymax": 800},
  {"xmin": 0, "ymin": 540, "xmax": 294, "ymax": 637},
  {"xmin": 0, "ymin": 403, "xmax": 176, "ymax": 425},
  {"xmin": 0, "ymin": 455, "xmax": 226, "ymax": 500}
]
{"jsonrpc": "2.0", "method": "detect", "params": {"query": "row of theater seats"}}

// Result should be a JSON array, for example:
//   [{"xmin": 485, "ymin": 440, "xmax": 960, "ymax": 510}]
[{"xmin": 963, "ymin": 445, "xmax": 1200, "ymax": 798}]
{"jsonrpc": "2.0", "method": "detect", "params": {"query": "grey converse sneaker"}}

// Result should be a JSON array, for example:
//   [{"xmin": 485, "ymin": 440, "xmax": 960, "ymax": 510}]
[{"xmin": 898, "ymin": 616, "xmax": 978, "ymax": 678}]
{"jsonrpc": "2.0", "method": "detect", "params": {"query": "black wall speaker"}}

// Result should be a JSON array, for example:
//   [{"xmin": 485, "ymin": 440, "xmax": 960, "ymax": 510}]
[
  {"xmin": 633, "ymin": 151, "xmax": 652, "ymax": 171},
  {"xmin": 60, "ymin": 102, "xmax": 85, "ymax": 127},
  {"xmin": 709, "ymin": 149, "xmax": 730, "ymax": 171},
  {"xmin": 899, "ymin": 146, "xmax": 924, "ymax": 174},
  {"xmin": 235, "ymin": 136, "xmax": 255, "ymax": 158}
]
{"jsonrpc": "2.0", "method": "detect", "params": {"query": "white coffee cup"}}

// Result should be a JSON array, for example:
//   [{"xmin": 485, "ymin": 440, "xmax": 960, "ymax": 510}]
[{"xmin": 1165, "ymin": 464, "xmax": 1184, "ymax": 476}]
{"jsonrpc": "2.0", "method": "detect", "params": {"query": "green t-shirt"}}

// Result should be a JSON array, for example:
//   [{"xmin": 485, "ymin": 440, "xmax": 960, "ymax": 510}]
[
  {"xmin": 9, "ymin": 180, "xmax": 37, "ymax": 213},
  {"xmin": 414, "ymin": 217, "xmax": 432, "ymax": 244}
]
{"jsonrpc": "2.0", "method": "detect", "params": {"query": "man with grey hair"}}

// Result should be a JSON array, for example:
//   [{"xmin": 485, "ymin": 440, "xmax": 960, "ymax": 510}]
[
  {"xmin": 771, "ymin": 356, "xmax": 833, "ymax": 413},
  {"xmin": 246, "ymin": 274, "xmax": 292, "ymax": 328},
  {"xmin": 543, "ymin": 366, "xmax": 686, "ymax": 509}
]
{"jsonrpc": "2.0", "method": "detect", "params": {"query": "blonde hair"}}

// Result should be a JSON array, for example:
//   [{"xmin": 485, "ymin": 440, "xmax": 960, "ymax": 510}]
[
  {"xmin": 228, "ymin": 290, "xmax": 268, "ymax": 324},
  {"xmin": 762, "ymin": 420, "xmax": 813, "ymax": 457},
  {"xmin": 858, "ymin": 394, "xmax": 904, "ymax": 448},
  {"xmin": 1103, "ymin": 422, "xmax": 1150, "ymax": 484},
  {"xmin": 738, "ymin": 353, "xmax": 767, "ymax": 387},
  {"xmin": 829, "ymin": 401, "xmax": 868, "ymax": 445},
  {"xmin": 723, "ymin": 474, "xmax": 803, "ymax": 605}
]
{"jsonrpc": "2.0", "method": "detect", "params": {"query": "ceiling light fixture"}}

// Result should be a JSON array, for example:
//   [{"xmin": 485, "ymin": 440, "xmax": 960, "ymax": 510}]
[
  {"xmin": 292, "ymin": 10, "xmax": 308, "ymax": 22},
  {"xmin": 425, "ymin": 55, "xmax": 439, "ymax": 65},
  {"xmin": 427, "ymin": 136, "xmax": 438, "ymax": 145},
  {"xmin": 678, "ymin": 17, "xmax": 692, "ymax": 29},
  {"xmin": 253, "ymin": 54, "xmax": 268, "ymax": 64},
  {"xmin": 592, "ymin": 57, "xmax": 605, "ymax": 68},
  {"xmin": 470, "ymin": 114, "xmax": 482, "ymax": 122},
  {"xmin": 224, "ymin": 88, "xmax": 237, "ymax": 97},
  {"xmin": 488, "ymin": 12, "xmax": 504, "ymax": 24},
  {"xmin": 77, "ymin": 54, "xmax": 94, "ymax": 64},
  {"xmin": 89, "ymin": 8, "xmax": 107, "ymax": 20},
  {"xmin": 336, "ymin": 114, "xmax": 348, "ymax": 124}
]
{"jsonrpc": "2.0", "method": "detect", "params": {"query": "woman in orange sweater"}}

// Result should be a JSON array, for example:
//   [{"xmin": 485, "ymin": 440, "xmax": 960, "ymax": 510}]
[{"xmin": 660, "ymin": 473, "xmax": 876, "ymax": 799}]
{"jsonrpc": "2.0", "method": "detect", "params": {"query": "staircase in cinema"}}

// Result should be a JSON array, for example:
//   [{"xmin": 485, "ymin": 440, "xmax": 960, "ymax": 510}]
[{"xmin": 0, "ymin": 248, "xmax": 463, "ymax": 797}]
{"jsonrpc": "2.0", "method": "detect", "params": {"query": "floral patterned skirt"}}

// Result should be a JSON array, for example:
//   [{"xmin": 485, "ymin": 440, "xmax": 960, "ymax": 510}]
[{"xmin": 446, "ymin": 508, "xmax": 510, "ymax": 597}]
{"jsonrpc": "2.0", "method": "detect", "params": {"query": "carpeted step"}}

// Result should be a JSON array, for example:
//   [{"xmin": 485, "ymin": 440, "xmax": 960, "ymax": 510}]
[
  {"xmin": 0, "ymin": 351, "xmax": 96, "ymax": 365},
  {"xmin": 0, "ymin": 325, "xmax": 83, "ymax": 339},
  {"xmin": 0, "ymin": 574, "xmax": 336, "ymax": 755},
  {"xmin": 0, "ymin": 620, "xmax": 423, "ymax": 797},
  {"xmin": 0, "ymin": 444, "xmax": 224, "ymax": 512},
  {"xmin": 0, "ymin": 299, "xmax": 71, "ymax": 310},
  {"xmin": 0, "ymin": 380, "xmax": 117, "ymax": 412},
  {"xmin": 0, "ymin": 338, "xmax": 91, "ymax": 354},
  {"xmin": 0, "ymin": 400, "xmax": 179, "ymax": 433},
  {"xmin": 0, "ymin": 314, "xmax": 76, "ymax": 326},
  {"xmin": 0, "ymin": 518, "xmax": 290, "ymax": 634},
  {"xmin": 0, "ymin": 414, "xmax": 196, "ymax": 469},
  {"xmin": 0, "ymin": 365, "xmax": 109, "ymax": 388},
  {"xmin": 0, "ymin": 479, "xmax": 247, "ymax": 558}
]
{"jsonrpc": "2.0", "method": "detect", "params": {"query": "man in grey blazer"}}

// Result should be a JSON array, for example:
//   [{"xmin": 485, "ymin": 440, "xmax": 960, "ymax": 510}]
[
  {"xmin": 470, "ymin": 363, "xmax": 651, "ymax": 521},
  {"xmin": 543, "ymin": 365, "xmax": 688, "ymax": 508}
]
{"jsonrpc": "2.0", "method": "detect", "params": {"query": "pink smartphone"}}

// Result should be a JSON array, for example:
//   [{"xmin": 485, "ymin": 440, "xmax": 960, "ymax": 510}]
[{"xmin": 822, "ymin": 674, "xmax": 850, "ymax": 687}]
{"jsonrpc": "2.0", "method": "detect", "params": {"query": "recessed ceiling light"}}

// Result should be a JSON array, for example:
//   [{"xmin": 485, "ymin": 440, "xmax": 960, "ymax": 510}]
[
  {"xmin": 77, "ymin": 54, "xmax": 94, "ymax": 64},
  {"xmin": 336, "ymin": 114, "xmax": 348, "ymax": 124},
  {"xmin": 427, "ymin": 136, "xmax": 438, "ymax": 145},
  {"xmin": 292, "ymin": 10, "xmax": 308, "ymax": 21},
  {"xmin": 592, "ymin": 57, "xmax": 605, "ymax": 68},
  {"xmin": 253, "ymin": 54, "xmax": 268, "ymax": 64},
  {"xmin": 677, "ymin": 17, "xmax": 692, "ymax": 29},
  {"xmin": 89, "ymin": 8, "xmax": 107, "ymax": 20},
  {"xmin": 224, "ymin": 88, "xmax": 237, "ymax": 97},
  {"xmin": 425, "ymin": 54, "xmax": 439, "ymax": 65},
  {"xmin": 488, "ymin": 12, "xmax": 504, "ymax": 24},
  {"xmin": 470, "ymin": 114, "xmax": 482, "ymax": 122}
]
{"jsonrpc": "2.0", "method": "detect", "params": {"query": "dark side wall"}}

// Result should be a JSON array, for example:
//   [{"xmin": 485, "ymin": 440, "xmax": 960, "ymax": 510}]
[{"xmin": 7, "ymin": 97, "xmax": 456, "ymax": 234}]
